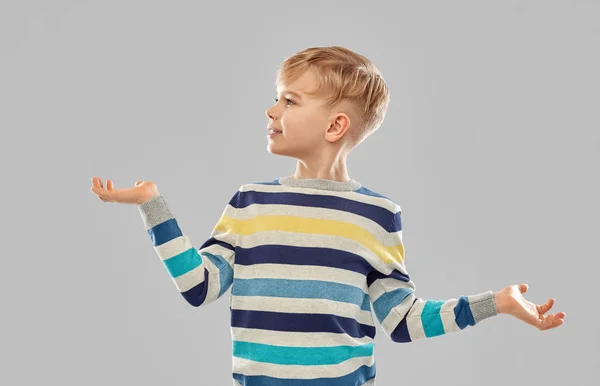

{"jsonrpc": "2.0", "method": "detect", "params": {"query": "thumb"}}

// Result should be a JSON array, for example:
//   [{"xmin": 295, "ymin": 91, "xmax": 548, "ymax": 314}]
[
  {"xmin": 135, "ymin": 180, "xmax": 143, "ymax": 187},
  {"xmin": 518, "ymin": 283, "xmax": 529, "ymax": 293}
]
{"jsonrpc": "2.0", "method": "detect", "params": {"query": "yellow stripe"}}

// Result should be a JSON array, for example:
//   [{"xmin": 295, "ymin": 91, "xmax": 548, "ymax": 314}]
[{"xmin": 214, "ymin": 214, "xmax": 404, "ymax": 265}]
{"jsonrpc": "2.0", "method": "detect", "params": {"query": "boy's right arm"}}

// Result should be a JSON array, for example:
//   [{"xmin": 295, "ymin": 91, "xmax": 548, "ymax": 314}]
[{"xmin": 136, "ymin": 192, "xmax": 240, "ymax": 307}]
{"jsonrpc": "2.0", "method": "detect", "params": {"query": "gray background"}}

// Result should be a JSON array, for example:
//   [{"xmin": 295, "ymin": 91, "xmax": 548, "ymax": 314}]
[{"xmin": 1, "ymin": 0, "xmax": 597, "ymax": 385}]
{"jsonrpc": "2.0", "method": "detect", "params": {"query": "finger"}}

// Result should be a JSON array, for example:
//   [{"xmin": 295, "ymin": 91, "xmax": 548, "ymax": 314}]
[
  {"xmin": 542, "ymin": 316, "xmax": 564, "ymax": 331},
  {"xmin": 537, "ymin": 298, "xmax": 554, "ymax": 315},
  {"xmin": 542, "ymin": 314, "xmax": 556, "ymax": 330},
  {"xmin": 93, "ymin": 177, "xmax": 103, "ymax": 190},
  {"xmin": 107, "ymin": 179, "xmax": 114, "ymax": 191}
]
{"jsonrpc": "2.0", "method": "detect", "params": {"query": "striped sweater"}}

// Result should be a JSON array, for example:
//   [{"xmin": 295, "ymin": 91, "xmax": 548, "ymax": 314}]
[{"xmin": 137, "ymin": 176, "xmax": 499, "ymax": 386}]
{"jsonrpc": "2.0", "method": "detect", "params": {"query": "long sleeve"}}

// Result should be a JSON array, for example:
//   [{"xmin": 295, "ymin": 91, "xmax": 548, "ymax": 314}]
[
  {"xmin": 368, "ymin": 207, "xmax": 499, "ymax": 343},
  {"xmin": 137, "ymin": 191, "xmax": 240, "ymax": 307}
]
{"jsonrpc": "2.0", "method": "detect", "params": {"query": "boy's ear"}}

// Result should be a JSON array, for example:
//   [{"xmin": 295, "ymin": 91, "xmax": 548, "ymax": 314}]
[{"xmin": 325, "ymin": 113, "xmax": 351, "ymax": 143}]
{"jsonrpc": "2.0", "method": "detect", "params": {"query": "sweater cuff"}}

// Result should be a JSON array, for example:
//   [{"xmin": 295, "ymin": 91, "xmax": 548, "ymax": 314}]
[
  {"xmin": 137, "ymin": 195, "xmax": 174, "ymax": 230},
  {"xmin": 469, "ymin": 290, "xmax": 499, "ymax": 324}
]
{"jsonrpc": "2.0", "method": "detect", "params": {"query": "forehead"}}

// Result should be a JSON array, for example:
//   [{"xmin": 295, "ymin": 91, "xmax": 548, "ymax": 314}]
[{"xmin": 276, "ymin": 70, "xmax": 318, "ymax": 97}]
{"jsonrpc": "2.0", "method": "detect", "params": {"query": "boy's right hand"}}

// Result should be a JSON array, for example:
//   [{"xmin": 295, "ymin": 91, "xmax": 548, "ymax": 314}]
[{"xmin": 90, "ymin": 177, "xmax": 159, "ymax": 205}]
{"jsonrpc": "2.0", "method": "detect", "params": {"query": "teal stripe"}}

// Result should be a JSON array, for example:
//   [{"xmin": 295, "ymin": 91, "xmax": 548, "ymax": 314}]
[
  {"xmin": 203, "ymin": 251, "xmax": 234, "ymax": 297},
  {"xmin": 233, "ymin": 341, "xmax": 374, "ymax": 365},
  {"xmin": 163, "ymin": 247, "xmax": 202, "ymax": 278},
  {"xmin": 232, "ymin": 278, "xmax": 371, "ymax": 311},
  {"xmin": 421, "ymin": 300, "xmax": 445, "ymax": 337}
]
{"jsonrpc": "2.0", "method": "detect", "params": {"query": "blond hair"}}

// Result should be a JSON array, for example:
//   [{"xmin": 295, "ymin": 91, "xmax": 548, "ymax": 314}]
[{"xmin": 275, "ymin": 46, "xmax": 390, "ymax": 150}]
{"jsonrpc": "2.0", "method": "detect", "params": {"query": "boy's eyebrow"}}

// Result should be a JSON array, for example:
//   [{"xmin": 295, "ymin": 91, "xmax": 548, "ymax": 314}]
[{"xmin": 277, "ymin": 89, "xmax": 304, "ymax": 100}]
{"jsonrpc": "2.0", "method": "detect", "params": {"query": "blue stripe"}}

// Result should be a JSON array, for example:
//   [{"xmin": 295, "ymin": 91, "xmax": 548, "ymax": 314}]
[
  {"xmin": 454, "ymin": 296, "xmax": 476, "ymax": 329},
  {"xmin": 232, "ymin": 363, "xmax": 376, "ymax": 386},
  {"xmin": 232, "ymin": 341, "xmax": 374, "ymax": 365},
  {"xmin": 237, "ymin": 245, "xmax": 374, "ymax": 277},
  {"xmin": 232, "ymin": 278, "xmax": 371, "ymax": 311},
  {"xmin": 231, "ymin": 309, "xmax": 376, "ymax": 339},
  {"xmin": 421, "ymin": 300, "xmax": 445, "ymax": 337},
  {"xmin": 372, "ymin": 287, "xmax": 413, "ymax": 322},
  {"xmin": 147, "ymin": 218, "xmax": 182, "ymax": 247},
  {"xmin": 234, "ymin": 190, "xmax": 399, "ymax": 232}
]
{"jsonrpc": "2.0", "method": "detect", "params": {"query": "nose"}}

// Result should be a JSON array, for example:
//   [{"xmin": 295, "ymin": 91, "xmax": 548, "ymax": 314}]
[
  {"xmin": 265, "ymin": 99, "xmax": 279, "ymax": 120},
  {"xmin": 265, "ymin": 106, "xmax": 275, "ymax": 120}
]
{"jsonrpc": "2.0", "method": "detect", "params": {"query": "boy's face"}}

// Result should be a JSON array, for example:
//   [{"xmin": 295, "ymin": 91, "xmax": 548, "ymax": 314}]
[{"xmin": 265, "ymin": 69, "xmax": 340, "ymax": 159}]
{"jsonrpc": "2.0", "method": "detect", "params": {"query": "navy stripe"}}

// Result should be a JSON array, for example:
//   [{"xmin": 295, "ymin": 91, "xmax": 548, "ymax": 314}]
[
  {"xmin": 231, "ymin": 309, "xmax": 376, "ymax": 339},
  {"xmin": 198, "ymin": 236, "xmax": 235, "ymax": 252},
  {"xmin": 390, "ymin": 297, "xmax": 417, "ymax": 342},
  {"xmin": 237, "ymin": 244, "xmax": 374, "ymax": 277},
  {"xmin": 367, "ymin": 268, "xmax": 410, "ymax": 286},
  {"xmin": 180, "ymin": 268, "xmax": 210, "ymax": 307},
  {"xmin": 232, "ymin": 364, "xmax": 376, "ymax": 386},
  {"xmin": 234, "ymin": 190, "xmax": 399, "ymax": 232},
  {"xmin": 254, "ymin": 179, "xmax": 394, "ymax": 203}
]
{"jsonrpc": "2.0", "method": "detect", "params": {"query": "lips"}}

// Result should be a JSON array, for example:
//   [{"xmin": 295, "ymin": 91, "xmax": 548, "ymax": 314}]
[{"xmin": 267, "ymin": 126, "xmax": 282, "ymax": 133}]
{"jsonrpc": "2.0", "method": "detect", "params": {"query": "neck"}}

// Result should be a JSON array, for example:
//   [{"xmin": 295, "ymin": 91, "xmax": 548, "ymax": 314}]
[{"xmin": 292, "ymin": 153, "xmax": 351, "ymax": 183}]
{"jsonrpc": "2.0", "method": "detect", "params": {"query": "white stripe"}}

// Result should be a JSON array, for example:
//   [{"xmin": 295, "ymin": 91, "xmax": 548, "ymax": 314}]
[
  {"xmin": 155, "ymin": 233, "xmax": 235, "ymax": 263},
  {"xmin": 439, "ymin": 299, "xmax": 461, "ymax": 333},
  {"xmin": 380, "ymin": 292, "xmax": 417, "ymax": 337},
  {"xmin": 232, "ymin": 354, "xmax": 375, "ymax": 379},
  {"xmin": 201, "ymin": 254, "xmax": 221, "ymax": 303},
  {"xmin": 230, "ymin": 327, "xmax": 374, "ymax": 347},
  {"xmin": 405, "ymin": 299, "xmax": 427, "ymax": 340},
  {"xmin": 235, "ymin": 263, "xmax": 368, "ymax": 292},
  {"xmin": 368, "ymin": 277, "xmax": 415, "ymax": 302},
  {"xmin": 154, "ymin": 233, "xmax": 192, "ymax": 261},
  {"xmin": 231, "ymin": 296, "xmax": 375, "ymax": 327}
]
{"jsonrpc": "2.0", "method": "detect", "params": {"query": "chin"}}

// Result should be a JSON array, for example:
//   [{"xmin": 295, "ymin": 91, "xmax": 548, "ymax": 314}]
[{"xmin": 266, "ymin": 145, "xmax": 297, "ymax": 158}]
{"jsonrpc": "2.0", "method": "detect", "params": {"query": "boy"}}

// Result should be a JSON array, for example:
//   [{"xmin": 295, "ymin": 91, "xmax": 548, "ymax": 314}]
[{"xmin": 90, "ymin": 46, "xmax": 565, "ymax": 386}]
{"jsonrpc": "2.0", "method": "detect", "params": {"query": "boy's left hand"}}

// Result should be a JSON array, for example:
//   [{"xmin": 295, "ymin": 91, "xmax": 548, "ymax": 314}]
[{"xmin": 493, "ymin": 283, "xmax": 566, "ymax": 331}]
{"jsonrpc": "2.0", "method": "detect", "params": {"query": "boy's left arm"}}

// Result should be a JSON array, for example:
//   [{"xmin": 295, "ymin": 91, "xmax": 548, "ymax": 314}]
[{"xmin": 368, "ymin": 209, "xmax": 565, "ymax": 343}]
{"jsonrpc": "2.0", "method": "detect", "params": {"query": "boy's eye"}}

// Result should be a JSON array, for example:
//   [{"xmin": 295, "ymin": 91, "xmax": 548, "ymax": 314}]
[{"xmin": 274, "ymin": 98, "xmax": 295, "ymax": 105}]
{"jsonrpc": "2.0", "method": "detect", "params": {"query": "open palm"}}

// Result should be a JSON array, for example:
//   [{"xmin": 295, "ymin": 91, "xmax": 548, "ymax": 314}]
[{"xmin": 498, "ymin": 283, "xmax": 566, "ymax": 331}]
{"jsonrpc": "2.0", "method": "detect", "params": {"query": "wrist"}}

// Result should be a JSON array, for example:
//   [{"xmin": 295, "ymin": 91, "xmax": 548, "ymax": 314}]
[{"xmin": 493, "ymin": 291, "xmax": 508, "ymax": 314}]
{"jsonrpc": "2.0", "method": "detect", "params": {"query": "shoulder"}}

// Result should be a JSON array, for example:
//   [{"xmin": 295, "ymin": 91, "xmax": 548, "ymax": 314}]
[{"xmin": 353, "ymin": 185, "xmax": 401, "ymax": 214}]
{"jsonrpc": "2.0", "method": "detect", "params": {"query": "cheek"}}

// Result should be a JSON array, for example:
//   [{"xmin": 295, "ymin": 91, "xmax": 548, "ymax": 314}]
[{"xmin": 281, "ymin": 112, "xmax": 318, "ymax": 138}]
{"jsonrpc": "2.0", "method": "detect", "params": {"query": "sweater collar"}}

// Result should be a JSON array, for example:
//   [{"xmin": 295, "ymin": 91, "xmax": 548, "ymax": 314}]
[{"xmin": 278, "ymin": 175, "xmax": 362, "ymax": 191}]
